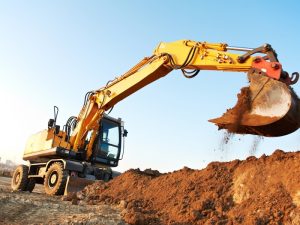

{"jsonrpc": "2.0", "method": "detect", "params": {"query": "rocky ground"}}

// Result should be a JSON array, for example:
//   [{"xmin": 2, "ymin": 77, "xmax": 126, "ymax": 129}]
[
  {"xmin": 2, "ymin": 149, "xmax": 300, "ymax": 225},
  {"xmin": 0, "ymin": 177, "xmax": 127, "ymax": 225}
]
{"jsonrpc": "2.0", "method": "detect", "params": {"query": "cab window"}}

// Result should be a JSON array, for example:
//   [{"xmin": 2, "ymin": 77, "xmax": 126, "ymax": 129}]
[{"xmin": 98, "ymin": 119, "xmax": 120, "ymax": 160}]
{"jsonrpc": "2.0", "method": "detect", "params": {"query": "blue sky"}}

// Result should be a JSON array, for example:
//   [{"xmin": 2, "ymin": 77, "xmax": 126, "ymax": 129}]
[{"xmin": 0, "ymin": 1, "xmax": 299, "ymax": 172}]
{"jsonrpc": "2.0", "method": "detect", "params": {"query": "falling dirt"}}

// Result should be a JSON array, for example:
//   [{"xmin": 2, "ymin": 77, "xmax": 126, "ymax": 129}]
[
  {"xmin": 249, "ymin": 136, "xmax": 263, "ymax": 156},
  {"xmin": 218, "ymin": 131, "xmax": 234, "ymax": 159},
  {"xmin": 76, "ymin": 150, "xmax": 300, "ymax": 225},
  {"xmin": 221, "ymin": 131, "xmax": 234, "ymax": 146}
]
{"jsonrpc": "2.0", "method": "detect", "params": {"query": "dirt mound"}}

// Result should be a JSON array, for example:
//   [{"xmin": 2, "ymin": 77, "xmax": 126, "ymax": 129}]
[{"xmin": 77, "ymin": 150, "xmax": 300, "ymax": 225}]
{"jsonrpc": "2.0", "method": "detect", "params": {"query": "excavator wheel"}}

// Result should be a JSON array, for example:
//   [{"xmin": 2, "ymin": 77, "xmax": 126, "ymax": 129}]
[
  {"xmin": 210, "ymin": 70, "xmax": 300, "ymax": 137},
  {"xmin": 11, "ymin": 165, "xmax": 29, "ymax": 191},
  {"xmin": 26, "ymin": 178, "xmax": 36, "ymax": 192},
  {"xmin": 44, "ymin": 162, "xmax": 68, "ymax": 195}
]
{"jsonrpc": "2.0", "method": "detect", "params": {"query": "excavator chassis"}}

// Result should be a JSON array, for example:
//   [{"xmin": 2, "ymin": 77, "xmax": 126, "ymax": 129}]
[{"xmin": 12, "ymin": 147, "xmax": 113, "ymax": 195}]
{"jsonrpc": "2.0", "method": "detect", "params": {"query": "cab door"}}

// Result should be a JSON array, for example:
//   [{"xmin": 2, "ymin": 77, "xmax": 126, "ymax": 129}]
[{"xmin": 93, "ymin": 117, "xmax": 121, "ymax": 167}]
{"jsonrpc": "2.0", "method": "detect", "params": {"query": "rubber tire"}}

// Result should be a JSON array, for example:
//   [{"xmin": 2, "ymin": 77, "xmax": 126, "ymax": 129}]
[
  {"xmin": 44, "ymin": 162, "xmax": 68, "ymax": 195},
  {"xmin": 26, "ymin": 178, "xmax": 36, "ymax": 192},
  {"xmin": 11, "ymin": 165, "xmax": 29, "ymax": 191}
]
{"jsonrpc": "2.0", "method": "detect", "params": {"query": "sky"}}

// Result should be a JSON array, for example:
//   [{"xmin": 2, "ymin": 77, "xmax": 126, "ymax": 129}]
[{"xmin": 0, "ymin": 1, "xmax": 299, "ymax": 172}]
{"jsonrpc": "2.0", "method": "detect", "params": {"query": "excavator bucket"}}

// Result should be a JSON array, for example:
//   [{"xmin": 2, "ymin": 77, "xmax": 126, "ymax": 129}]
[
  {"xmin": 64, "ymin": 176, "xmax": 95, "ymax": 195},
  {"xmin": 209, "ymin": 70, "xmax": 300, "ymax": 137}
]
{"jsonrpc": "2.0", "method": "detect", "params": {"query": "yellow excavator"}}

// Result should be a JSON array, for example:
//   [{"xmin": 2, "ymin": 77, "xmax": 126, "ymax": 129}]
[{"xmin": 11, "ymin": 40, "xmax": 300, "ymax": 195}]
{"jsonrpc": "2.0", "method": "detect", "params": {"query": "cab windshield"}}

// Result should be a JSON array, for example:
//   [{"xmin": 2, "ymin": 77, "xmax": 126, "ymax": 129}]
[{"xmin": 97, "ymin": 118, "xmax": 121, "ymax": 160}]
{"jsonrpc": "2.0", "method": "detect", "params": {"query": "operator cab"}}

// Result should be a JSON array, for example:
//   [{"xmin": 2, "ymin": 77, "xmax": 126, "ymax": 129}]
[{"xmin": 92, "ymin": 114, "xmax": 127, "ymax": 167}]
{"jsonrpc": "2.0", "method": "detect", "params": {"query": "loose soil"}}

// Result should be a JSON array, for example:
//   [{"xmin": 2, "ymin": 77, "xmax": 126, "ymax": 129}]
[
  {"xmin": 77, "ymin": 150, "xmax": 300, "ymax": 225},
  {"xmin": 221, "ymin": 87, "xmax": 252, "ymax": 133},
  {"xmin": 209, "ymin": 87, "xmax": 252, "ymax": 134},
  {"xmin": 0, "ymin": 177, "xmax": 127, "ymax": 225}
]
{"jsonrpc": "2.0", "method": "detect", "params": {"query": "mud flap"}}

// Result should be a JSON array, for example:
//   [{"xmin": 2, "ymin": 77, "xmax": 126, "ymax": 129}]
[
  {"xmin": 209, "ymin": 70, "xmax": 300, "ymax": 137},
  {"xmin": 64, "ymin": 176, "xmax": 95, "ymax": 195}
]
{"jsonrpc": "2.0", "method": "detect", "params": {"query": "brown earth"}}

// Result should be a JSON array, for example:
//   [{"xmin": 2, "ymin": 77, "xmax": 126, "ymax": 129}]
[
  {"xmin": 0, "ymin": 177, "xmax": 127, "ymax": 225},
  {"xmin": 220, "ymin": 87, "xmax": 252, "ymax": 132},
  {"xmin": 76, "ymin": 150, "xmax": 300, "ymax": 225}
]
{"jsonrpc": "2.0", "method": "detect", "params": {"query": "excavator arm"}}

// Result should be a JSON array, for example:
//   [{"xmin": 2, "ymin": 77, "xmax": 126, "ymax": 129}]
[{"xmin": 69, "ymin": 40, "xmax": 299, "ymax": 159}]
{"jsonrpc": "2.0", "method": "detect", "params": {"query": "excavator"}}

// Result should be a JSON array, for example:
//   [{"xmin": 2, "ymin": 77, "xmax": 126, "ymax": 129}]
[{"xmin": 11, "ymin": 40, "xmax": 300, "ymax": 195}]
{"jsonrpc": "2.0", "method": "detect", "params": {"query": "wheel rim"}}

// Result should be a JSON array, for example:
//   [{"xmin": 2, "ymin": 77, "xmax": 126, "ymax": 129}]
[
  {"xmin": 48, "ymin": 171, "xmax": 58, "ymax": 188},
  {"xmin": 14, "ymin": 172, "xmax": 20, "ymax": 185}
]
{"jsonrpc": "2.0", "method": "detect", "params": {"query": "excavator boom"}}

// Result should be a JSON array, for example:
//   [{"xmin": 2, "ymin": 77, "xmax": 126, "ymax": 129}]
[{"xmin": 70, "ymin": 40, "xmax": 299, "ymax": 158}]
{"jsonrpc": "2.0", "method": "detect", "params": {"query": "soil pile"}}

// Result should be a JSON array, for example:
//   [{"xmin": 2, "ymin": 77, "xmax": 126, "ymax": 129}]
[{"xmin": 77, "ymin": 150, "xmax": 300, "ymax": 225}]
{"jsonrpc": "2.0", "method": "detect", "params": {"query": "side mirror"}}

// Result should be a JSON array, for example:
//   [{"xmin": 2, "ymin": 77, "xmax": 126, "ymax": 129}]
[
  {"xmin": 48, "ymin": 106, "xmax": 59, "ymax": 129},
  {"xmin": 123, "ymin": 129, "xmax": 128, "ymax": 137},
  {"xmin": 48, "ymin": 119, "xmax": 55, "ymax": 129},
  {"xmin": 55, "ymin": 125, "xmax": 60, "ymax": 135}
]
